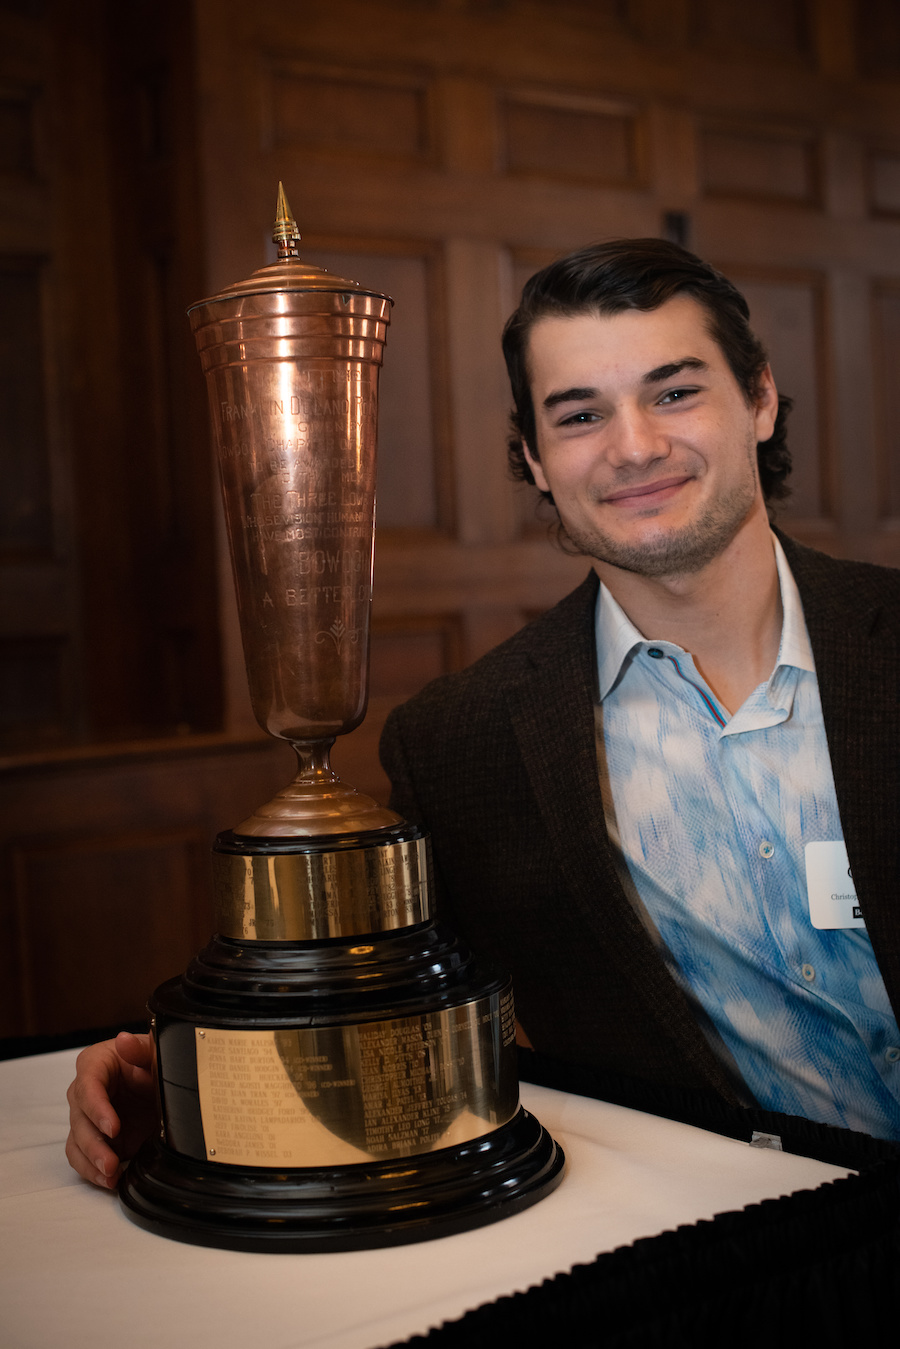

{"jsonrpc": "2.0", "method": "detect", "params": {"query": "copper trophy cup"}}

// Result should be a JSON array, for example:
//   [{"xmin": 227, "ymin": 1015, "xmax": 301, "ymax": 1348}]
[{"xmin": 119, "ymin": 188, "xmax": 564, "ymax": 1250}]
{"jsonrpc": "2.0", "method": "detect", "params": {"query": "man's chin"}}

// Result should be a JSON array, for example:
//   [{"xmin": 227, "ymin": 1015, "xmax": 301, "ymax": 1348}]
[{"xmin": 561, "ymin": 521, "xmax": 744, "ymax": 580}]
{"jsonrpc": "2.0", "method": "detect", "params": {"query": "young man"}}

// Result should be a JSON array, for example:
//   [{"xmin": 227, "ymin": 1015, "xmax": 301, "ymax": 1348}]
[
  {"xmin": 66, "ymin": 240, "xmax": 900, "ymax": 1189},
  {"xmin": 381, "ymin": 240, "xmax": 900, "ymax": 1141}
]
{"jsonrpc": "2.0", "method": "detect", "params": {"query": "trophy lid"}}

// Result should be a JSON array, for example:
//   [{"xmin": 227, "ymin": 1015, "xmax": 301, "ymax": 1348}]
[{"xmin": 188, "ymin": 183, "xmax": 392, "ymax": 311}]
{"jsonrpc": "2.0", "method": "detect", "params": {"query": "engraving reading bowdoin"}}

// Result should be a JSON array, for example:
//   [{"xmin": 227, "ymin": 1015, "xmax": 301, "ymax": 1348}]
[{"xmin": 194, "ymin": 992, "xmax": 517, "ymax": 1168}]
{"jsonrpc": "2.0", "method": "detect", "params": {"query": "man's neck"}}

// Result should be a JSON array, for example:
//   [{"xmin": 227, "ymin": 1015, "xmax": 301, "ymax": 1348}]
[{"xmin": 594, "ymin": 517, "xmax": 783, "ymax": 715}]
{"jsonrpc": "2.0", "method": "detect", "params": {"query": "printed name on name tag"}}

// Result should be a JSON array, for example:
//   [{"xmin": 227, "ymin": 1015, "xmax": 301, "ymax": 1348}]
[{"xmin": 804, "ymin": 841, "xmax": 865, "ymax": 930}]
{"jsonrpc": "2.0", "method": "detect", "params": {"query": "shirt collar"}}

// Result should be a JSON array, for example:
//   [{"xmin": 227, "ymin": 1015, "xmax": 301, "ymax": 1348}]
[
  {"xmin": 772, "ymin": 533, "xmax": 815, "ymax": 675},
  {"xmin": 594, "ymin": 533, "xmax": 815, "ymax": 702}
]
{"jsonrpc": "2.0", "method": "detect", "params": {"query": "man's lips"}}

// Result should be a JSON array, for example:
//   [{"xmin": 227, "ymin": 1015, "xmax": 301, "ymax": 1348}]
[{"xmin": 601, "ymin": 475, "xmax": 691, "ymax": 505}]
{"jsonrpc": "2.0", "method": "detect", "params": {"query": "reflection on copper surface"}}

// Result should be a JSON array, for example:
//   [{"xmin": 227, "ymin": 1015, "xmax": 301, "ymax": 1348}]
[{"xmin": 189, "ymin": 186, "xmax": 399, "ymax": 835}]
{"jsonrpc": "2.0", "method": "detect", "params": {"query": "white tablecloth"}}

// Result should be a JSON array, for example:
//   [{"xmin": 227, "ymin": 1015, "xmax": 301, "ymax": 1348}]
[{"xmin": 0, "ymin": 1048, "xmax": 851, "ymax": 1349}]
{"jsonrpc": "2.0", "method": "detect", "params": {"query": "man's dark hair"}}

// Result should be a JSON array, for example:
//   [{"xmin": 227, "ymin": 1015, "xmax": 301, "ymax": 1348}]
[{"xmin": 503, "ymin": 238, "xmax": 792, "ymax": 512}]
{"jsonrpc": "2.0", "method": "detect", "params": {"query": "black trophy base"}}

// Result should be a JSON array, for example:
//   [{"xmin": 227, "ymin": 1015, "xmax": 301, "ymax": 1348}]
[{"xmin": 119, "ymin": 1106, "xmax": 564, "ymax": 1252}]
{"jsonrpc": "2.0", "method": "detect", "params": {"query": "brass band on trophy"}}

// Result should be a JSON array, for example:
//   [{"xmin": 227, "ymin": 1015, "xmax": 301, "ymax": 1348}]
[{"xmin": 119, "ymin": 187, "xmax": 564, "ymax": 1251}]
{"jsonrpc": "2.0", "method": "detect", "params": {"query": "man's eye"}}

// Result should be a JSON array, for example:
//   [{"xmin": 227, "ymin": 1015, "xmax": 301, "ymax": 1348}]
[
  {"xmin": 658, "ymin": 387, "xmax": 698, "ymax": 405},
  {"xmin": 558, "ymin": 410, "xmax": 600, "ymax": 426}
]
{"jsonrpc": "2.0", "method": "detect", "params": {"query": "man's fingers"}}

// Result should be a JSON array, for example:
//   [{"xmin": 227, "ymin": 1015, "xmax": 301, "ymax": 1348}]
[
  {"xmin": 64, "ymin": 1127, "xmax": 122, "ymax": 1189},
  {"xmin": 65, "ymin": 1033, "xmax": 158, "ymax": 1187},
  {"xmin": 67, "ymin": 1047, "xmax": 122, "ymax": 1139},
  {"xmin": 66, "ymin": 1091, "xmax": 121, "ymax": 1170},
  {"xmin": 114, "ymin": 1031, "xmax": 152, "ymax": 1070}
]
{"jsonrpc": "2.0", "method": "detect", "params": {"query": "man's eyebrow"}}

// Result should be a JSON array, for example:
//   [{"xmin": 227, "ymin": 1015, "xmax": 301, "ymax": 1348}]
[
  {"xmin": 542, "ymin": 360, "xmax": 709, "ymax": 410},
  {"xmin": 642, "ymin": 358, "xmax": 708, "ymax": 385},
  {"xmin": 542, "ymin": 386, "xmax": 597, "ymax": 410}
]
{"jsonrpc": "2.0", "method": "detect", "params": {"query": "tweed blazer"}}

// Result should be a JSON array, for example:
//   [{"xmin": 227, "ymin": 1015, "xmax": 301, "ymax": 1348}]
[{"xmin": 380, "ymin": 533, "xmax": 900, "ymax": 1105}]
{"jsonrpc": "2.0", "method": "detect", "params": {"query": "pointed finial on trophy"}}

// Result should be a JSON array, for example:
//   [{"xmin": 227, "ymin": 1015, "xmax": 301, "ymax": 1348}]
[{"xmin": 273, "ymin": 181, "xmax": 302, "ymax": 260}]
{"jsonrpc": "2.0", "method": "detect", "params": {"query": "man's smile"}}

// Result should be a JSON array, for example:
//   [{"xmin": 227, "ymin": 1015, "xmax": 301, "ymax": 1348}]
[{"xmin": 600, "ymin": 474, "xmax": 693, "ymax": 506}]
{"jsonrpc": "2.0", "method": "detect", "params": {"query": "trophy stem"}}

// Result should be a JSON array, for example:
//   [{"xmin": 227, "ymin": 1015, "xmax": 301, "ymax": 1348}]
[
  {"xmin": 233, "ymin": 737, "xmax": 402, "ymax": 838},
  {"xmin": 292, "ymin": 737, "xmax": 339, "ymax": 785}
]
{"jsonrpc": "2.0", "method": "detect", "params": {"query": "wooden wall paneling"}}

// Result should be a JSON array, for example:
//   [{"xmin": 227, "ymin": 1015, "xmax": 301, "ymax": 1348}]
[
  {"xmin": 699, "ymin": 120, "xmax": 821, "ymax": 207},
  {"xmin": 0, "ymin": 734, "xmax": 294, "ymax": 1037},
  {"xmin": 825, "ymin": 267, "xmax": 881, "ymax": 557},
  {"xmin": 435, "ymin": 74, "xmax": 497, "ymax": 175},
  {"xmin": 101, "ymin": 1, "xmax": 222, "ymax": 739},
  {"xmin": 12, "ymin": 827, "xmax": 210, "ymax": 1035},
  {"xmin": 646, "ymin": 101, "xmax": 700, "ymax": 219},
  {"xmin": 868, "ymin": 146, "xmax": 900, "ymax": 218},
  {"xmin": 0, "ymin": 76, "xmax": 37, "ymax": 177},
  {"xmin": 368, "ymin": 613, "xmax": 463, "ymax": 698},
  {"xmin": 809, "ymin": 0, "xmax": 857, "ymax": 82},
  {"xmin": 821, "ymin": 130, "xmax": 867, "ymax": 221},
  {"xmin": 697, "ymin": 205, "xmax": 900, "ymax": 292},
  {"xmin": 690, "ymin": 0, "xmax": 814, "ymax": 63},
  {"xmin": 0, "ymin": 256, "xmax": 54, "ymax": 557},
  {"xmin": 0, "ymin": 635, "xmax": 73, "ymax": 749},
  {"xmin": 262, "ymin": 56, "xmax": 436, "ymax": 167},
  {"xmin": 626, "ymin": 0, "xmax": 691, "ymax": 46},
  {"xmin": 499, "ymin": 88, "xmax": 645, "ymax": 188},
  {"xmin": 508, "ymin": 249, "xmax": 557, "ymax": 317},
  {"xmin": 527, "ymin": 0, "xmax": 631, "ymax": 29},
  {"xmin": 445, "ymin": 237, "xmax": 517, "ymax": 547},
  {"xmin": 196, "ymin": 0, "xmax": 900, "ymax": 135},
  {"xmin": 871, "ymin": 281, "xmax": 900, "ymax": 525},
  {"xmin": 192, "ymin": 4, "xmax": 261, "ymax": 295},
  {"xmin": 727, "ymin": 269, "xmax": 833, "ymax": 526},
  {"xmin": 0, "ymin": 21, "xmax": 84, "ymax": 752},
  {"xmin": 856, "ymin": 0, "xmax": 900, "ymax": 81},
  {"xmin": 6, "ymin": 0, "xmax": 224, "ymax": 746},
  {"xmin": 373, "ymin": 538, "xmax": 589, "ymax": 621},
  {"xmin": 50, "ymin": 2, "xmax": 142, "ymax": 739}
]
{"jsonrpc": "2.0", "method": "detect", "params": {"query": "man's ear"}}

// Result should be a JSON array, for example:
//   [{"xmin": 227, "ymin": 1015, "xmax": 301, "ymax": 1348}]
[
  {"xmin": 753, "ymin": 364, "xmax": 779, "ymax": 443},
  {"xmin": 522, "ymin": 439, "xmax": 551, "ymax": 494}
]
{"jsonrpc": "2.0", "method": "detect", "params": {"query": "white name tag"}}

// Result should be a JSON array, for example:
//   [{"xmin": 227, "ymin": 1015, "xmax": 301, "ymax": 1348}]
[{"xmin": 804, "ymin": 841, "xmax": 865, "ymax": 930}]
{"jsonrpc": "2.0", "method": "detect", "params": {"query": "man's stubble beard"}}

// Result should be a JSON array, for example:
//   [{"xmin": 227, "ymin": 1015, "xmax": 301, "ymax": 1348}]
[{"xmin": 555, "ymin": 440, "xmax": 761, "ymax": 581}]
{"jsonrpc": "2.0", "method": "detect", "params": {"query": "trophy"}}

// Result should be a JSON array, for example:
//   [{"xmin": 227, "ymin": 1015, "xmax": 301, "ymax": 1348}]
[{"xmin": 119, "ymin": 187, "xmax": 564, "ymax": 1251}]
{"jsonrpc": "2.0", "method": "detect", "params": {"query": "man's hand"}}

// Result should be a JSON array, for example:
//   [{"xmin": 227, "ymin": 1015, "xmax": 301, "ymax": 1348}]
[{"xmin": 65, "ymin": 1032, "xmax": 157, "ymax": 1189}]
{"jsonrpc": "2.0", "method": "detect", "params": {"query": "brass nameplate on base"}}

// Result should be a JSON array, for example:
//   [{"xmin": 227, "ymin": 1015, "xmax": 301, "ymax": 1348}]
[{"xmin": 194, "ymin": 991, "xmax": 517, "ymax": 1168}]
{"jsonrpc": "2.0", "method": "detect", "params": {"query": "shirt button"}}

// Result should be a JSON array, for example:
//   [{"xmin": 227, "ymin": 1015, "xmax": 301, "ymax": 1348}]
[
  {"xmin": 759, "ymin": 840, "xmax": 775, "ymax": 859},
  {"xmin": 885, "ymin": 1047, "xmax": 900, "ymax": 1064},
  {"xmin": 801, "ymin": 963, "xmax": 816, "ymax": 982},
  {"xmin": 647, "ymin": 647, "xmax": 664, "ymax": 659}
]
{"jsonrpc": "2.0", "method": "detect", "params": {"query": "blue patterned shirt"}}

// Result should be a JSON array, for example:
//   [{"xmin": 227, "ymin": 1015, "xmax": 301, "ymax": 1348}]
[{"xmin": 595, "ymin": 536, "xmax": 900, "ymax": 1139}]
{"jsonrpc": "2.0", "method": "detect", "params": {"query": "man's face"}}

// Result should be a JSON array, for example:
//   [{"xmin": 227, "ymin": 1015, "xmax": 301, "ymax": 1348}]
[{"xmin": 522, "ymin": 296, "xmax": 778, "ymax": 579}]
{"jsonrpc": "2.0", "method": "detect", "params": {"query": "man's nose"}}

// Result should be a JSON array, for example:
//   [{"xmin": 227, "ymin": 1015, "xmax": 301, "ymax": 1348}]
[{"xmin": 605, "ymin": 406, "xmax": 670, "ymax": 468}]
